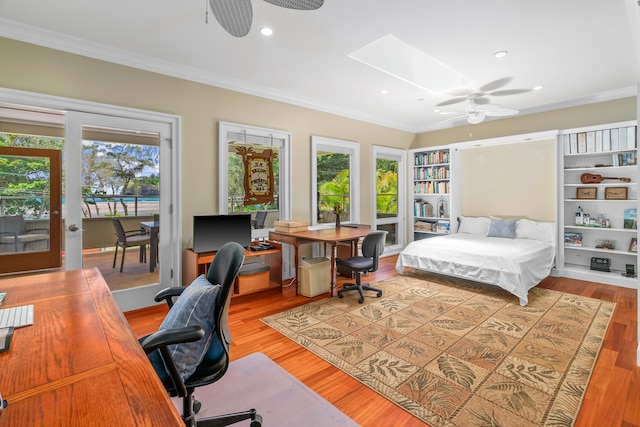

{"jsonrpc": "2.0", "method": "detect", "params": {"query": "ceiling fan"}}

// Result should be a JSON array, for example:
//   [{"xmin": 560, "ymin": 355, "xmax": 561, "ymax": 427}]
[
  {"xmin": 208, "ymin": 0, "xmax": 324, "ymax": 37},
  {"xmin": 436, "ymin": 77, "xmax": 531, "ymax": 107},
  {"xmin": 439, "ymin": 101, "xmax": 519, "ymax": 124}
]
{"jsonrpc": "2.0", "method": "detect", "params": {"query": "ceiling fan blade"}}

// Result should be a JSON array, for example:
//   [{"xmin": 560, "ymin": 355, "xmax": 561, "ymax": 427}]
[
  {"xmin": 438, "ymin": 114, "xmax": 468, "ymax": 124},
  {"xmin": 263, "ymin": 0, "xmax": 324, "ymax": 10},
  {"xmin": 489, "ymin": 89, "xmax": 532, "ymax": 96},
  {"xmin": 484, "ymin": 106, "xmax": 519, "ymax": 117},
  {"xmin": 478, "ymin": 77, "xmax": 512, "ymax": 92},
  {"xmin": 209, "ymin": 0, "xmax": 253, "ymax": 37},
  {"xmin": 436, "ymin": 97, "xmax": 468, "ymax": 107}
]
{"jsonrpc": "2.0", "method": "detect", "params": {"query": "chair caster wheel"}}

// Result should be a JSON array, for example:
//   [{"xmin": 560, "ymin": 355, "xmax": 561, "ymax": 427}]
[
  {"xmin": 250, "ymin": 414, "xmax": 263, "ymax": 427},
  {"xmin": 338, "ymin": 293, "xmax": 344, "ymax": 298},
  {"xmin": 376, "ymin": 292, "xmax": 382, "ymax": 298},
  {"xmin": 358, "ymin": 297, "xmax": 364, "ymax": 304},
  {"xmin": 193, "ymin": 399, "xmax": 202, "ymax": 414}
]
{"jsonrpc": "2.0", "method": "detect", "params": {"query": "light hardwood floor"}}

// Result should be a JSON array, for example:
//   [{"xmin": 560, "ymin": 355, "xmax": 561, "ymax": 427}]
[{"xmin": 125, "ymin": 255, "xmax": 640, "ymax": 427}]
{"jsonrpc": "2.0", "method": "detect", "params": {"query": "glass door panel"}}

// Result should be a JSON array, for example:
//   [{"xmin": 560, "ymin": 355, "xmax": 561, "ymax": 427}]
[{"xmin": 0, "ymin": 147, "xmax": 62, "ymax": 273}]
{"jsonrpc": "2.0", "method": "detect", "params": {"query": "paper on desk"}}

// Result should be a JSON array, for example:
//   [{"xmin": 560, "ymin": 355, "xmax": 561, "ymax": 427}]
[{"xmin": 0, "ymin": 327, "xmax": 13, "ymax": 353}]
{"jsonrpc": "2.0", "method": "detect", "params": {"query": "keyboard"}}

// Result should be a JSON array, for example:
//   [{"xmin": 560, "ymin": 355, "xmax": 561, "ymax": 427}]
[{"xmin": 0, "ymin": 305, "xmax": 34, "ymax": 328}]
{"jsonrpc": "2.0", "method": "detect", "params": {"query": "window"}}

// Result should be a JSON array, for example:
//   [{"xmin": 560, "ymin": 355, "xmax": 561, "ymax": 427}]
[
  {"xmin": 218, "ymin": 122, "xmax": 291, "ymax": 220},
  {"xmin": 311, "ymin": 136, "xmax": 360, "ymax": 225}
]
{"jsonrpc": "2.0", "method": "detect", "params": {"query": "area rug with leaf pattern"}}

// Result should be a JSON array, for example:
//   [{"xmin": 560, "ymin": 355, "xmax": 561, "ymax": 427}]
[{"xmin": 261, "ymin": 273, "xmax": 615, "ymax": 427}]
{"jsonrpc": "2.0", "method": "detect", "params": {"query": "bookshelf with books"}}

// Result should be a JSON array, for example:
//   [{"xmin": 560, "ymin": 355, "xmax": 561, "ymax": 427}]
[
  {"xmin": 557, "ymin": 120, "xmax": 639, "ymax": 287},
  {"xmin": 410, "ymin": 146, "xmax": 452, "ymax": 241}
]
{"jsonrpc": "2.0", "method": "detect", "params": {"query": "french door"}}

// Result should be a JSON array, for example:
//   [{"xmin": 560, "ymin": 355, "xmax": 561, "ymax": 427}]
[{"xmin": 65, "ymin": 112, "xmax": 176, "ymax": 310}]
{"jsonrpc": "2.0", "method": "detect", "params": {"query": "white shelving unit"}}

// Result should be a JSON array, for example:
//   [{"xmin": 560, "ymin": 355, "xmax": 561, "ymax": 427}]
[
  {"xmin": 409, "ymin": 146, "xmax": 453, "ymax": 241},
  {"xmin": 557, "ymin": 120, "xmax": 639, "ymax": 288}
]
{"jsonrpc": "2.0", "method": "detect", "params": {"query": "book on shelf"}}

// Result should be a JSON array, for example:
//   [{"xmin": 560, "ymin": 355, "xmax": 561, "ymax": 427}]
[
  {"xmin": 624, "ymin": 209, "xmax": 637, "ymax": 229},
  {"xmin": 612, "ymin": 151, "xmax": 637, "ymax": 166},
  {"xmin": 595, "ymin": 130, "xmax": 603, "ymax": 152},
  {"xmin": 436, "ymin": 219, "xmax": 450, "ymax": 234},
  {"xmin": 577, "ymin": 133, "xmax": 587, "ymax": 153},
  {"xmin": 586, "ymin": 131, "xmax": 596, "ymax": 152},
  {"xmin": 611, "ymin": 128, "xmax": 619, "ymax": 150},
  {"xmin": 603, "ymin": 129, "xmax": 611, "ymax": 151},
  {"xmin": 564, "ymin": 232, "xmax": 583, "ymax": 247}
]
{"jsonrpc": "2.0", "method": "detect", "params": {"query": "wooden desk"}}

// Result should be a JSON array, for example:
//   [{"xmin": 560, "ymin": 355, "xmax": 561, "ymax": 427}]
[
  {"xmin": 0, "ymin": 268, "xmax": 183, "ymax": 426},
  {"xmin": 183, "ymin": 242, "xmax": 283, "ymax": 295},
  {"xmin": 269, "ymin": 227, "xmax": 371, "ymax": 296}
]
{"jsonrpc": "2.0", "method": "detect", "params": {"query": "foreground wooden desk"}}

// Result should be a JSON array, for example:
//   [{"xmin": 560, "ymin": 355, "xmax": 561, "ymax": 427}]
[
  {"xmin": 0, "ymin": 268, "xmax": 182, "ymax": 426},
  {"xmin": 269, "ymin": 227, "xmax": 371, "ymax": 296}
]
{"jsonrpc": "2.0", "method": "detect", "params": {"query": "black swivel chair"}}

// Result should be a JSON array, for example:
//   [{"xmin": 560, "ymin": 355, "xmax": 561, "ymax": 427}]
[
  {"xmin": 140, "ymin": 242, "xmax": 262, "ymax": 427},
  {"xmin": 336, "ymin": 231, "xmax": 387, "ymax": 304}
]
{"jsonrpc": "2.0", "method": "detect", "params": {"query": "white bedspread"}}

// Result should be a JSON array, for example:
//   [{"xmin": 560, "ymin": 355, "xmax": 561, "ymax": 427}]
[{"xmin": 395, "ymin": 234, "xmax": 556, "ymax": 305}]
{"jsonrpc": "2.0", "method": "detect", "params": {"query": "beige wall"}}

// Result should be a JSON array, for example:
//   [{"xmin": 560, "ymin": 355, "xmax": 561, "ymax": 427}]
[{"xmin": 0, "ymin": 37, "xmax": 416, "ymax": 248}]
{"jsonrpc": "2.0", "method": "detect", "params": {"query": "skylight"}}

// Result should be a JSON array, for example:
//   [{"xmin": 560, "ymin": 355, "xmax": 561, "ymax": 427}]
[{"xmin": 348, "ymin": 34, "xmax": 469, "ymax": 93}]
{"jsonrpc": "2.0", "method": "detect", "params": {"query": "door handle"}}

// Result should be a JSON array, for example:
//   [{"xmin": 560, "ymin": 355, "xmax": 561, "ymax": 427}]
[{"xmin": 68, "ymin": 224, "xmax": 83, "ymax": 232}]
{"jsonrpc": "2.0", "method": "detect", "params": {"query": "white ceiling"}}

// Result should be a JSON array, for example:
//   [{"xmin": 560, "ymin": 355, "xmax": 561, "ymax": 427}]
[{"xmin": 1, "ymin": 0, "xmax": 639, "ymax": 133}]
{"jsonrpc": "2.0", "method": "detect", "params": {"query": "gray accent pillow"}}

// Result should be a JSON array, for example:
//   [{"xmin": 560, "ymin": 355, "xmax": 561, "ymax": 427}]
[
  {"xmin": 487, "ymin": 218, "xmax": 517, "ymax": 239},
  {"xmin": 159, "ymin": 274, "xmax": 219, "ymax": 381}
]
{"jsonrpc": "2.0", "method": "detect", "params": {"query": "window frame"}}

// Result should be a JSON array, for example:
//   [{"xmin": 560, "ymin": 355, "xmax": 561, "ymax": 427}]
[
  {"xmin": 218, "ymin": 121, "xmax": 291, "ymax": 220},
  {"xmin": 311, "ymin": 136, "xmax": 360, "ymax": 226}
]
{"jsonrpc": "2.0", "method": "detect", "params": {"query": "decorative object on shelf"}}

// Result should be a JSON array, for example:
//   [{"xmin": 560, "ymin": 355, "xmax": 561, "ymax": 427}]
[
  {"xmin": 590, "ymin": 257, "xmax": 611, "ymax": 272},
  {"xmin": 564, "ymin": 232, "xmax": 583, "ymax": 247},
  {"xmin": 575, "ymin": 206, "xmax": 584, "ymax": 225},
  {"xmin": 629, "ymin": 238, "xmax": 637, "ymax": 253},
  {"xmin": 576, "ymin": 187, "xmax": 597, "ymax": 199},
  {"xmin": 604, "ymin": 187, "xmax": 628, "ymax": 200},
  {"xmin": 580, "ymin": 172, "xmax": 631, "ymax": 184},
  {"xmin": 624, "ymin": 209, "xmax": 637, "ymax": 229},
  {"xmin": 333, "ymin": 203, "xmax": 343, "ymax": 228},
  {"xmin": 623, "ymin": 264, "xmax": 636, "ymax": 278},
  {"xmin": 438, "ymin": 197, "xmax": 447, "ymax": 218},
  {"xmin": 595, "ymin": 239, "xmax": 616, "ymax": 250}
]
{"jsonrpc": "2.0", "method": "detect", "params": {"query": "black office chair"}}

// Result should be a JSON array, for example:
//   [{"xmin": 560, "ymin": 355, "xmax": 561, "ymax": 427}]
[
  {"xmin": 336, "ymin": 231, "xmax": 387, "ymax": 304},
  {"xmin": 140, "ymin": 242, "xmax": 262, "ymax": 427}
]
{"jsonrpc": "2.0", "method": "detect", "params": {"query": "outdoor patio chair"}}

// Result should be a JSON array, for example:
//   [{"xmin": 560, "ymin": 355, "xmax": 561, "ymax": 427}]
[{"xmin": 111, "ymin": 218, "xmax": 150, "ymax": 272}]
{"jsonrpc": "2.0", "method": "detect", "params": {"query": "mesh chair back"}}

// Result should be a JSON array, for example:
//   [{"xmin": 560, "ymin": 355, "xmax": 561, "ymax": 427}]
[{"xmin": 207, "ymin": 242, "xmax": 245, "ymax": 347}]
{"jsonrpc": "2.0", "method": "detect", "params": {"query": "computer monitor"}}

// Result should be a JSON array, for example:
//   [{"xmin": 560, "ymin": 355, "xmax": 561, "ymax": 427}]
[{"xmin": 192, "ymin": 214, "xmax": 251, "ymax": 254}]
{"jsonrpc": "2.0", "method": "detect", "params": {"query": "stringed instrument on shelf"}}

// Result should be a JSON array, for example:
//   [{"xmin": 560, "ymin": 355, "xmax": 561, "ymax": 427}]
[{"xmin": 580, "ymin": 173, "xmax": 632, "ymax": 184}]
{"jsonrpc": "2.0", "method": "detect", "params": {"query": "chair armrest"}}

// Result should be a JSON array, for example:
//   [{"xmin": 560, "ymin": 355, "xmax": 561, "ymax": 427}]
[
  {"xmin": 140, "ymin": 325, "xmax": 204, "ymax": 354},
  {"xmin": 125, "ymin": 229, "xmax": 148, "ymax": 237},
  {"xmin": 154, "ymin": 286, "xmax": 186, "ymax": 308}
]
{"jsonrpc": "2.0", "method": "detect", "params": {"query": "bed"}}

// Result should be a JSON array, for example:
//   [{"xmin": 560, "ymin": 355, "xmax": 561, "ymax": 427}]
[{"xmin": 396, "ymin": 217, "xmax": 556, "ymax": 305}]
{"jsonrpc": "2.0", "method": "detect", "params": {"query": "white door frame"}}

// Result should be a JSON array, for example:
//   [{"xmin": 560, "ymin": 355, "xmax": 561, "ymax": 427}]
[
  {"xmin": 0, "ymin": 88, "xmax": 181, "ymax": 311},
  {"xmin": 372, "ymin": 145, "xmax": 406, "ymax": 255}
]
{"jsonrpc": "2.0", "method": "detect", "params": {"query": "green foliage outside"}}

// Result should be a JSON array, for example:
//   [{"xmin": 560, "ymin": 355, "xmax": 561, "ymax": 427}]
[
  {"xmin": 1, "ymin": 133, "xmax": 159, "ymax": 218},
  {"xmin": 0, "ymin": 134, "xmax": 63, "ymax": 218}
]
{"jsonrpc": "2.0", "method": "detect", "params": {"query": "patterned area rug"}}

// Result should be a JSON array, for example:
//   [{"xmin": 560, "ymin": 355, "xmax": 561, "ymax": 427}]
[{"xmin": 261, "ymin": 273, "xmax": 615, "ymax": 427}]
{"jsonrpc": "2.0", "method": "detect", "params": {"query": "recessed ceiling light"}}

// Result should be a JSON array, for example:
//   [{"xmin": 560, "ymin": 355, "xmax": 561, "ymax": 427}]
[
  {"xmin": 493, "ymin": 50, "xmax": 508, "ymax": 58},
  {"xmin": 260, "ymin": 27, "xmax": 273, "ymax": 36},
  {"xmin": 533, "ymin": 85, "xmax": 543, "ymax": 91},
  {"xmin": 380, "ymin": 89, "xmax": 389, "ymax": 94}
]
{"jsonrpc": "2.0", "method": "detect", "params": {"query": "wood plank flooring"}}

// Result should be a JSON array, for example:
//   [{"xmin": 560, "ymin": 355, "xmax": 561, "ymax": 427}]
[{"xmin": 125, "ymin": 255, "xmax": 640, "ymax": 427}]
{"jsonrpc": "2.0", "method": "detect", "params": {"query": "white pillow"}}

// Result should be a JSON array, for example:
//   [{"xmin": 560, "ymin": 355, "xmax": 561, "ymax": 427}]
[
  {"xmin": 458, "ymin": 216, "xmax": 490, "ymax": 236},
  {"xmin": 516, "ymin": 219, "xmax": 556, "ymax": 244}
]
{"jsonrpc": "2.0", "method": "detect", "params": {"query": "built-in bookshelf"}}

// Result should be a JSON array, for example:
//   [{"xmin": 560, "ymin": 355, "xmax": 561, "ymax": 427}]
[
  {"xmin": 410, "ymin": 146, "xmax": 451, "ymax": 241},
  {"xmin": 557, "ymin": 120, "xmax": 639, "ymax": 288}
]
